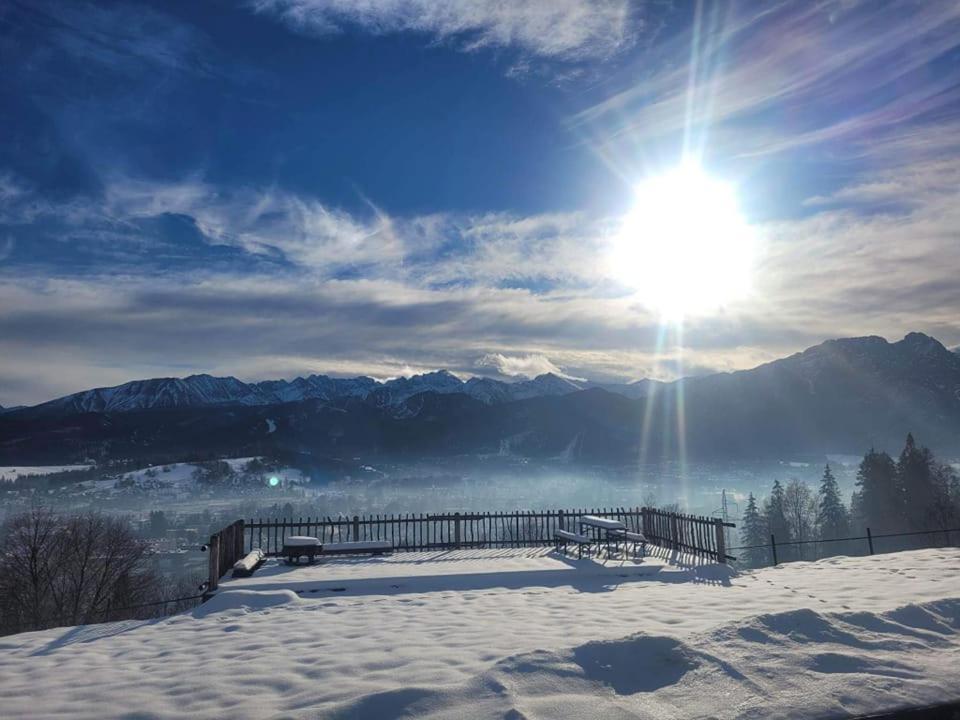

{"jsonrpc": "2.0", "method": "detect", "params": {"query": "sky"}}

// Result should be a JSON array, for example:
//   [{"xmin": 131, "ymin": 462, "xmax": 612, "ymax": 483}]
[{"xmin": 1, "ymin": 0, "xmax": 960, "ymax": 406}]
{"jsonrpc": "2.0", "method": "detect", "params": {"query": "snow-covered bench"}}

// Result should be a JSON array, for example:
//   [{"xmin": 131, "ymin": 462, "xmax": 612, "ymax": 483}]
[
  {"xmin": 554, "ymin": 529, "xmax": 592, "ymax": 558},
  {"xmin": 610, "ymin": 529, "xmax": 647, "ymax": 557},
  {"xmin": 232, "ymin": 549, "xmax": 265, "ymax": 578},
  {"xmin": 321, "ymin": 540, "xmax": 392, "ymax": 556},
  {"xmin": 282, "ymin": 536, "xmax": 321, "ymax": 565}
]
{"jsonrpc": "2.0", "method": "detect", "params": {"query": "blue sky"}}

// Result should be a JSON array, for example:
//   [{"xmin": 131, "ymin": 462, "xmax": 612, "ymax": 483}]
[{"xmin": 1, "ymin": 0, "xmax": 960, "ymax": 405}]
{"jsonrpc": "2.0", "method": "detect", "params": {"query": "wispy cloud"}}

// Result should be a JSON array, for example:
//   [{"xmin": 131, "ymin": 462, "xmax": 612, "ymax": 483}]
[
  {"xmin": 11, "ymin": 0, "xmax": 216, "ymax": 77},
  {"xmin": 0, "ymin": 237, "xmax": 13, "ymax": 263},
  {"xmin": 248, "ymin": 0, "xmax": 638, "ymax": 62},
  {"xmin": 571, "ymin": 1, "xmax": 960, "ymax": 165}
]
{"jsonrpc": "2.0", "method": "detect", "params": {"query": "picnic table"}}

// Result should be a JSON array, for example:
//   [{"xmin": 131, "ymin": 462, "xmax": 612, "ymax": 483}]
[{"xmin": 579, "ymin": 515, "xmax": 626, "ymax": 556}]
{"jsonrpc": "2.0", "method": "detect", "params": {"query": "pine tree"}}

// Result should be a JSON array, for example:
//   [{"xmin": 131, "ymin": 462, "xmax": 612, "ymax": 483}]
[
  {"xmin": 856, "ymin": 448, "xmax": 902, "ymax": 532},
  {"xmin": 739, "ymin": 493, "xmax": 768, "ymax": 568},
  {"xmin": 816, "ymin": 464, "xmax": 849, "ymax": 553},
  {"xmin": 764, "ymin": 480, "xmax": 795, "ymax": 562},
  {"xmin": 897, "ymin": 432, "xmax": 939, "ymax": 531},
  {"xmin": 849, "ymin": 489, "xmax": 864, "ymax": 531}
]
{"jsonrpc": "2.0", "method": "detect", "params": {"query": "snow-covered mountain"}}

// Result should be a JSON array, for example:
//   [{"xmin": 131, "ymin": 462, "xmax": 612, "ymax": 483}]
[
  {"xmin": 366, "ymin": 370, "xmax": 466, "ymax": 407},
  {"xmin": 7, "ymin": 332, "xmax": 960, "ymax": 464},
  {"xmin": 23, "ymin": 369, "xmax": 603, "ymax": 416},
  {"xmin": 18, "ymin": 332, "xmax": 960, "ymax": 446},
  {"xmin": 32, "ymin": 375, "xmax": 268, "ymax": 415}
]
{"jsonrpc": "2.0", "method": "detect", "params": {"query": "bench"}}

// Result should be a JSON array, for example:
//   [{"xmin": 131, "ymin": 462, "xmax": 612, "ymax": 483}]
[
  {"xmin": 554, "ymin": 529, "xmax": 593, "ymax": 558},
  {"xmin": 282, "ymin": 536, "xmax": 322, "ymax": 565},
  {"xmin": 232, "ymin": 549, "xmax": 265, "ymax": 578},
  {"xmin": 610, "ymin": 529, "xmax": 647, "ymax": 557},
  {"xmin": 321, "ymin": 540, "xmax": 392, "ymax": 556}
]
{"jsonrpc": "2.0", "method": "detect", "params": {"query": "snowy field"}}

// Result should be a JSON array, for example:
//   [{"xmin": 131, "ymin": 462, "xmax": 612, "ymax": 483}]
[
  {"xmin": 0, "ymin": 548, "xmax": 958, "ymax": 719},
  {"xmin": 77, "ymin": 458, "xmax": 309, "ymax": 493},
  {"xmin": 0, "ymin": 464, "xmax": 91, "ymax": 481}
]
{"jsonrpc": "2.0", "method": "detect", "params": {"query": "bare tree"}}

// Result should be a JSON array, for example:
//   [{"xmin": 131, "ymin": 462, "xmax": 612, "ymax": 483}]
[
  {"xmin": 783, "ymin": 480, "xmax": 817, "ymax": 560},
  {"xmin": 0, "ymin": 509, "xmax": 156, "ymax": 635},
  {"xmin": 0, "ymin": 507, "xmax": 60, "ymax": 632}
]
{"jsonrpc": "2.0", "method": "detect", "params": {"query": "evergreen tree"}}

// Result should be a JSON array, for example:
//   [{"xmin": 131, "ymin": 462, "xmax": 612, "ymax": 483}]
[
  {"xmin": 849, "ymin": 489, "xmax": 864, "ymax": 532},
  {"xmin": 816, "ymin": 464, "xmax": 849, "ymax": 552},
  {"xmin": 764, "ymin": 480, "xmax": 795, "ymax": 562},
  {"xmin": 855, "ymin": 448, "xmax": 902, "ymax": 532},
  {"xmin": 739, "ymin": 493, "xmax": 768, "ymax": 568},
  {"xmin": 897, "ymin": 433, "xmax": 939, "ymax": 531}
]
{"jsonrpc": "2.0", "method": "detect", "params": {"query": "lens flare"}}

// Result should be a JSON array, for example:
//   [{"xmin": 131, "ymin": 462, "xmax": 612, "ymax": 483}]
[
  {"xmin": 268, "ymin": 476, "xmax": 280, "ymax": 487},
  {"xmin": 608, "ymin": 161, "xmax": 756, "ymax": 320}
]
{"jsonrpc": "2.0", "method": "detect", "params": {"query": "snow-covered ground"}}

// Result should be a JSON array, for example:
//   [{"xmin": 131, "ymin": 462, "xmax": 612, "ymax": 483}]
[
  {"xmin": 0, "ymin": 464, "xmax": 91, "ymax": 481},
  {"xmin": 1, "ymin": 548, "xmax": 958, "ymax": 719},
  {"xmin": 77, "ymin": 458, "xmax": 309, "ymax": 493}
]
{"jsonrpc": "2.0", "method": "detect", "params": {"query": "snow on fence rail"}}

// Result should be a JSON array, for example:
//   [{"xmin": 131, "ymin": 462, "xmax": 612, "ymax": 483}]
[{"xmin": 204, "ymin": 508, "xmax": 735, "ymax": 591}]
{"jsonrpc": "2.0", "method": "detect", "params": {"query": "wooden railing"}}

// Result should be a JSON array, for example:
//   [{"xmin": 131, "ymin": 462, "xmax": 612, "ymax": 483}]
[
  {"xmin": 641, "ymin": 507, "xmax": 733, "ymax": 562},
  {"xmin": 205, "ymin": 520, "xmax": 245, "ymax": 593},
  {"xmin": 204, "ymin": 508, "xmax": 735, "ymax": 587}
]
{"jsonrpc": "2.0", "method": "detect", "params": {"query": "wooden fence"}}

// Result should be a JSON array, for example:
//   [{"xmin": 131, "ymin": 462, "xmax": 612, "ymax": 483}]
[
  {"xmin": 205, "ymin": 507, "xmax": 735, "ymax": 589},
  {"xmin": 205, "ymin": 520, "xmax": 245, "ymax": 592}
]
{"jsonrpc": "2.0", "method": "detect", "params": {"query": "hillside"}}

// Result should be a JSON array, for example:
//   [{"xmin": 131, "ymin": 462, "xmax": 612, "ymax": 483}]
[
  {"xmin": 2, "ymin": 333, "xmax": 960, "ymax": 465},
  {"xmin": 1, "ymin": 548, "xmax": 957, "ymax": 719}
]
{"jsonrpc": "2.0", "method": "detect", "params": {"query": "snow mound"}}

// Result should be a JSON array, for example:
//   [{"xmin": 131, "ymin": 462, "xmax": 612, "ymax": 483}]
[
  {"xmin": 325, "ymin": 598, "xmax": 960, "ymax": 719},
  {"xmin": 193, "ymin": 589, "xmax": 302, "ymax": 618}
]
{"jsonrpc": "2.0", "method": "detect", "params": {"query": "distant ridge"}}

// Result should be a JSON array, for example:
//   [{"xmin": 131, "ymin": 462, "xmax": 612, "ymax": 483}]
[{"xmin": 19, "ymin": 369, "xmax": 650, "ymax": 416}]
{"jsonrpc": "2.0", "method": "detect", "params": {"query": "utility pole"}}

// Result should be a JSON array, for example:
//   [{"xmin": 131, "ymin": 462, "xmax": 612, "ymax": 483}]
[{"xmin": 713, "ymin": 489, "xmax": 739, "ymax": 552}]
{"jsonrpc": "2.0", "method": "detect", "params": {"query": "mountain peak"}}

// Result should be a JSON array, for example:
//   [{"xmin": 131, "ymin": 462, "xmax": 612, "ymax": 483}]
[
  {"xmin": 423, "ymin": 369, "xmax": 459, "ymax": 379},
  {"xmin": 900, "ymin": 332, "xmax": 947, "ymax": 353}
]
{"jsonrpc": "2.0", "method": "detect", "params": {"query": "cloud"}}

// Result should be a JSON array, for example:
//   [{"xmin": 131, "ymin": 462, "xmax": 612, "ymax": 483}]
[
  {"xmin": 3, "ymin": 157, "xmax": 960, "ymax": 406},
  {"xmin": 476, "ymin": 353, "xmax": 583, "ymax": 381},
  {"xmin": 569, "ymin": 1, "xmax": 960, "ymax": 165},
  {"xmin": 13, "ymin": 0, "xmax": 216, "ymax": 77},
  {"xmin": 248, "ymin": 0, "xmax": 637, "ymax": 62}
]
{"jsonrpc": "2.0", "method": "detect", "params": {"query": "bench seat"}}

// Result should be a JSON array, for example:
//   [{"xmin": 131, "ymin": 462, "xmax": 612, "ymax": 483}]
[
  {"xmin": 321, "ymin": 540, "xmax": 392, "ymax": 555},
  {"xmin": 232, "ymin": 549, "xmax": 265, "ymax": 578},
  {"xmin": 284, "ymin": 536, "xmax": 321, "ymax": 547},
  {"xmin": 609, "ymin": 529, "xmax": 647, "ymax": 557},
  {"xmin": 554, "ymin": 529, "xmax": 592, "ymax": 558}
]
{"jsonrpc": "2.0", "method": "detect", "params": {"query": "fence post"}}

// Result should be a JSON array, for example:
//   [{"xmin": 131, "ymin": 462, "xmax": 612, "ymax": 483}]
[
  {"xmin": 866, "ymin": 527, "xmax": 874, "ymax": 555},
  {"xmin": 770, "ymin": 534, "xmax": 778, "ymax": 566},
  {"xmin": 353, "ymin": 515, "xmax": 360, "ymax": 541},
  {"xmin": 670, "ymin": 513, "xmax": 679, "ymax": 550},
  {"xmin": 208, "ymin": 533, "xmax": 220, "ymax": 592},
  {"xmin": 714, "ymin": 519, "xmax": 726, "ymax": 563},
  {"xmin": 558, "ymin": 509, "xmax": 565, "ymax": 531},
  {"xmin": 454, "ymin": 512, "xmax": 461, "ymax": 549},
  {"xmin": 235, "ymin": 520, "xmax": 244, "ymax": 562},
  {"xmin": 224, "ymin": 524, "xmax": 232, "ymax": 570},
  {"xmin": 237, "ymin": 519, "xmax": 245, "ymax": 557}
]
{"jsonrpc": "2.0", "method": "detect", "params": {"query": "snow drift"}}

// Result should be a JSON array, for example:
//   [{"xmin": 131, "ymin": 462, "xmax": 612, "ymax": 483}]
[{"xmin": 0, "ymin": 548, "xmax": 957, "ymax": 719}]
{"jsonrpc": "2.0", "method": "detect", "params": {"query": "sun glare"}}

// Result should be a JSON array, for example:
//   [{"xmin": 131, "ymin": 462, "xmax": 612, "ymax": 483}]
[{"xmin": 608, "ymin": 161, "xmax": 756, "ymax": 320}]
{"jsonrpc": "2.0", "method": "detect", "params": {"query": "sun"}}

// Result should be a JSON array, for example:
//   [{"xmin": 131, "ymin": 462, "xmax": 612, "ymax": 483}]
[{"xmin": 608, "ymin": 161, "xmax": 756, "ymax": 320}]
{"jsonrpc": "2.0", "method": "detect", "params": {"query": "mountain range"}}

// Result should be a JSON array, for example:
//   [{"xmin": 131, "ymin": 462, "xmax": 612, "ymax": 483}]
[
  {"xmin": 14, "ymin": 369, "xmax": 648, "ymax": 416},
  {"xmin": 2, "ymin": 332, "xmax": 959, "ymax": 465}
]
